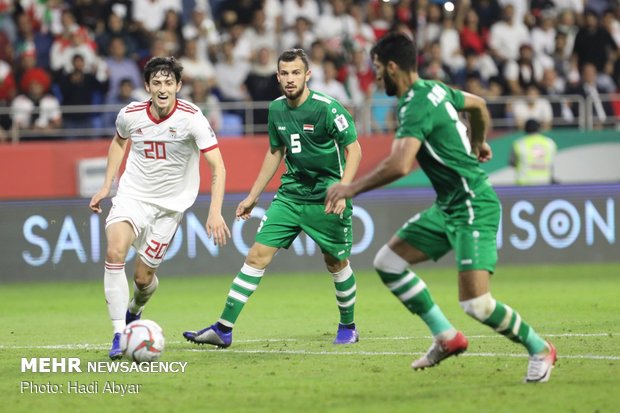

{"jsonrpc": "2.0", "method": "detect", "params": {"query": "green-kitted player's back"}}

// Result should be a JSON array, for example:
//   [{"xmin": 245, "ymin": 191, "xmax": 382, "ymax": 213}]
[
  {"xmin": 396, "ymin": 79, "xmax": 490, "ymax": 208},
  {"xmin": 268, "ymin": 90, "xmax": 357, "ymax": 203}
]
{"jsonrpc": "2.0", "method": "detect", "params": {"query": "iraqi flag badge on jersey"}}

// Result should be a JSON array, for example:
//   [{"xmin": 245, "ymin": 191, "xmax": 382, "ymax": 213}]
[
  {"xmin": 169, "ymin": 127, "xmax": 177, "ymax": 139},
  {"xmin": 303, "ymin": 124, "xmax": 314, "ymax": 133}
]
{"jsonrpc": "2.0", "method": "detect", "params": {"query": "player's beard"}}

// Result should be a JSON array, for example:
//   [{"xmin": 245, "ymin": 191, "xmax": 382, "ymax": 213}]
[
  {"xmin": 282, "ymin": 82, "xmax": 305, "ymax": 100},
  {"xmin": 383, "ymin": 70, "xmax": 398, "ymax": 97}
]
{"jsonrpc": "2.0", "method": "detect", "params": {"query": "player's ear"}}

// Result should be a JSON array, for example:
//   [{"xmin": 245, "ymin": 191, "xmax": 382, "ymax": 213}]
[
  {"xmin": 176, "ymin": 80, "xmax": 182, "ymax": 93},
  {"xmin": 144, "ymin": 82, "xmax": 150, "ymax": 93},
  {"xmin": 386, "ymin": 61, "xmax": 398, "ymax": 76},
  {"xmin": 305, "ymin": 68, "xmax": 312, "ymax": 82}
]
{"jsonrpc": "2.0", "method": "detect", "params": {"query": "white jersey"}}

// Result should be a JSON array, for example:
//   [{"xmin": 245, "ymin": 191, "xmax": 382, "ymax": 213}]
[{"xmin": 115, "ymin": 99, "xmax": 218, "ymax": 212}]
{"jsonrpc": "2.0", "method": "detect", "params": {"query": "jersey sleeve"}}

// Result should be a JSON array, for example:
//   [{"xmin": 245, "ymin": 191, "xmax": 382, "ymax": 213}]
[
  {"xmin": 115, "ymin": 107, "xmax": 130, "ymax": 139},
  {"xmin": 396, "ymin": 101, "xmax": 432, "ymax": 142},
  {"xmin": 326, "ymin": 100, "xmax": 357, "ymax": 146},
  {"xmin": 447, "ymin": 85, "xmax": 465, "ymax": 111},
  {"xmin": 267, "ymin": 104, "xmax": 284, "ymax": 149},
  {"xmin": 189, "ymin": 112, "xmax": 218, "ymax": 152}
]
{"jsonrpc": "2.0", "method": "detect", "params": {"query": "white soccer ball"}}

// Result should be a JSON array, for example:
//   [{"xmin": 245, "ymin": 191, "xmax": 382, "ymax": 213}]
[{"xmin": 120, "ymin": 319, "xmax": 165, "ymax": 362}]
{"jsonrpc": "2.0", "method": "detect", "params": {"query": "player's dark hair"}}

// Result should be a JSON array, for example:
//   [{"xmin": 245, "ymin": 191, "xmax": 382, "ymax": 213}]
[
  {"xmin": 525, "ymin": 119, "xmax": 540, "ymax": 134},
  {"xmin": 277, "ymin": 48, "xmax": 309, "ymax": 72},
  {"xmin": 371, "ymin": 32, "xmax": 418, "ymax": 72},
  {"xmin": 143, "ymin": 56, "xmax": 183, "ymax": 83}
]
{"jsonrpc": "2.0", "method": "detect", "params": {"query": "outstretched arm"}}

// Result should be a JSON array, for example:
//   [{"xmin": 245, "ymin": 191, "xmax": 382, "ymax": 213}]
[
  {"xmin": 89, "ymin": 133, "xmax": 128, "ymax": 213},
  {"xmin": 236, "ymin": 146, "xmax": 285, "ymax": 220},
  {"xmin": 325, "ymin": 137, "xmax": 421, "ymax": 205},
  {"xmin": 203, "ymin": 148, "xmax": 231, "ymax": 246},
  {"xmin": 461, "ymin": 92, "xmax": 492, "ymax": 162},
  {"xmin": 325, "ymin": 140, "xmax": 362, "ymax": 214}
]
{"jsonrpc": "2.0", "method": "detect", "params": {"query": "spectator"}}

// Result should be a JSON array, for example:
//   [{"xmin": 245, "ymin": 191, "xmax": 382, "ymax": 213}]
[
  {"xmin": 531, "ymin": 11, "xmax": 556, "ymax": 59},
  {"xmin": 262, "ymin": 0, "xmax": 283, "ymax": 34},
  {"xmin": 214, "ymin": 39, "xmax": 250, "ymax": 125},
  {"xmin": 96, "ymin": 8, "xmax": 139, "ymax": 59},
  {"xmin": 104, "ymin": 37, "xmax": 142, "ymax": 103},
  {"xmin": 132, "ymin": 0, "xmax": 182, "ymax": 33},
  {"xmin": 308, "ymin": 40, "xmax": 327, "ymax": 88},
  {"xmin": 58, "ymin": 54, "xmax": 109, "ymax": 133},
  {"xmin": 572, "ymin": 9, "xmax": 618, "ymax": 72},
  {"xmin": 483, "ymin": 77, "xmax": 508, "ymax": 120},
  {"xmin": 49, "ymin": 9, "xmax": 99, "ymax": 76},
  {"xmin": 311, "ymin": 59, "xmax": 351, "ymax": 109},
  {"xmin": 158, "ymin": 9, "xmax": 184, "ymax": 57},
  {"xmin": 14, "ymin": 12, "xmax": 53, "ymax": 70},
  {"xmin": 226, "ymin": 23, "xmax": 252, "ymax": 62},
  {"xmin": 489, "ymin": 4, "xmax": 530, "ymax": 64},
  {"xmin": 243, "ymin": 46, "xmax": 281, "ymax": 130},
  {"xmin": 460, "ymin": 9, "xmax": 489, "ymax": 56},
  {"xmin": 420, "ymin": 42, "xmax": 453, "ymax": 84},
  {"xmin": 11, "ymin": 68, "xmax": 62, "ymax": 139},
  {"xmin": 440, "ymin": 15, "xmax": 466, "ymax": 73},
  {"xmin": 348, "ymin": 4, "xmax": 376, "ymax": 54},
  {"xmin": 509, "ymin": 119, "xmax": 558, "ymax": 185},
  {"xmin": 315, "ymin": 0, "xmax": 357, "ymax": 54},
  {"xmin": 281, "ymin": 0, "xmax": 320, "ymax": 30},
  {"xmin": 539, "ymin": 67, "xmax": 575, "ymax": 125},
  {"xmin": 241, "ymin": 9, "xmax": 277, "ymax": 58},
  {"xmin": 368, "ymin": 0, "xmax": 395, "ymax": 40},
  {"xmin": 504, "ymin": 44, "xmax": 545, "ymax": 95},
  {"xmin": 218, "ymin": 0, "xmax": 262, "ymax": 27},
  {"xmin": 281, "ymin": 16, "xmax": 316, "ymax": 52},
  {"xmin": 0, "ymin": 58, "xmax": 16, "ymax": 140},
  {"xmin": 472, "ymin": 0, "xmax": 502, "ymax": 31},
  {"xmin": 511, "ymin": 84, "xmax": 553, "ymax": 130},
  {"xmin": 602, "ymin": 9, "xmax": 620, "ymax": 48},
  {"xmin": 556, "ymin": 8, "xmax": 579, "ymax": 59},
  {"xmin": 190, "ymin": 78, "xmax": 223, "ymax": 134},
  {"xmin": 418, "ymin": 3, "xmax": 443, "ymax": 51},
  {"xmin": 182, "ymin": 6, "xmax": 221, "ymax": 64},
  {"xmin": 104, "ymin": 77, "xmax": 144, "ymax": 129},
  {"xmin": 566, "ymin": 62, "xmax": 613, "ymax": 127},
  {"xmin": 178, "ymin": 37, "xmax": 216, "ymax": 97}
]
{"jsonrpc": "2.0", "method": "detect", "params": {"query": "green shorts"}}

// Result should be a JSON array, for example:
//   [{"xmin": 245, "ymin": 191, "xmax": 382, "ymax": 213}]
[
  {"xmin": 397, "ymin": 188, "xmax": 501, "ymax": 272},
  {"xmin": 255, "ymin": 196, "xmax": 353, "ymax": 260}
]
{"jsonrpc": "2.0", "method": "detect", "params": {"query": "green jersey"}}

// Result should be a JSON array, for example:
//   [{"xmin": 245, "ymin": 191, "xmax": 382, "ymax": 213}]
[
  {"xmin": 268, "ymin": 90, "xmax": 358, "ymax": 203},
  {"xmin": 396, "ymin": 79, "xmax": 490, "ymax": 209}
]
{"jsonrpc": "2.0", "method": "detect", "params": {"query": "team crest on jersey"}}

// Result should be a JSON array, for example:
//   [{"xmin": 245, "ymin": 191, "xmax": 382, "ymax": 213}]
[
  {"xmin": 334, "ymin": 114, "xmax": 349, "ymax": 132},
  {"xmin": 169, "ymin": 127, "xmax": 177, "ymax": 139},
  {"xmin": 303, "ymin": 124, "xmax": 314, "ymax": 132}
]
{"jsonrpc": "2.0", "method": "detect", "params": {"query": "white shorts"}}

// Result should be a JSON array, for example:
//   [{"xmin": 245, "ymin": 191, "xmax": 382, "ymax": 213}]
[{"xmin": 106, "ymin": 196, "xmax": 183, "ymax": 268}]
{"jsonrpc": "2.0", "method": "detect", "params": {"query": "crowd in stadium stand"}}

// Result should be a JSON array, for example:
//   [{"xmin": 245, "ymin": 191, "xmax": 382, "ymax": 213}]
[{"xmin": 0, "ymin": 0, "xmax": 619, "ymax": 141}]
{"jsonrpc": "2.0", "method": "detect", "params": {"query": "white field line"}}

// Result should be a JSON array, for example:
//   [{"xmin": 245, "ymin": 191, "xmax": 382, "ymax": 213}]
[
  {"xmin": 184, "ymin": 349, "xmax": 620, "ymax": 361},
  {"xmin": 1, "ymin": 332, "xmax": 618, "ymax": 360}
]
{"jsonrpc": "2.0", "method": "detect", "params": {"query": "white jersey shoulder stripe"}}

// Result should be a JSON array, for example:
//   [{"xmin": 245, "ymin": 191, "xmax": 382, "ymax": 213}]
[{"xmin": 311, "ymin": 93, "xmax": 332, "ymax": 104}]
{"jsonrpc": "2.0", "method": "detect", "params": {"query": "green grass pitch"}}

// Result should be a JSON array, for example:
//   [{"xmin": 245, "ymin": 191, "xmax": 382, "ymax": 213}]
[{"xmin": 1, "ymin": 263, "xmax": 619, "ymax": 413}]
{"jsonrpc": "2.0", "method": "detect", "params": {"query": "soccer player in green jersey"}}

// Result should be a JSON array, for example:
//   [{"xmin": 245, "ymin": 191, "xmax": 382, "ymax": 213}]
[
  {"xmin": 326, "ymin": 33, "xmax": 557, "ymax": 382},
  {"xmin": 184, "ymin": 48, "xmax": 363, "ymax": 346}
]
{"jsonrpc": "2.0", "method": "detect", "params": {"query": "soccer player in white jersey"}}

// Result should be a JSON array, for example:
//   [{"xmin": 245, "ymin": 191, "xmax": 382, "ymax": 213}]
[{"xmin": 89, "ymin": 57, "xmax": 231, "ymax": 359}]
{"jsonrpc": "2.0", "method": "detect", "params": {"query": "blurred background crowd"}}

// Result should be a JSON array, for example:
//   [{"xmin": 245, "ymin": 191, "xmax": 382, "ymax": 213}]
[{"xmin": 0, "ymin": 0, "xmax": 619, "ymax": 141}]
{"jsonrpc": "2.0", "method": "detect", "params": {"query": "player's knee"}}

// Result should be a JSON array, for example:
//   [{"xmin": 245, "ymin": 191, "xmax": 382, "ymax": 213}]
[
  {"xmin": 134, "ymin": 271, "xmax": 155, "ymax": 289},
  {"xmin": 373, "ymin": 245, "xmax": 408, "ymax": 274},
  {"xmin": 105, "ymin": 246, "xmax": 127, "ymax": 264},
  {"xmin": 459, "ymin": 292, "xmax": 496, "ymax": 322}
]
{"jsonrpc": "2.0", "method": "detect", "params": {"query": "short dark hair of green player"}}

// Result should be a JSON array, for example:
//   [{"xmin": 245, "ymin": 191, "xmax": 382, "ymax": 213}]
[
  {"xmin": 277, "ymin": 48, "xmax": 310, "ymax": 72},
  {"xmin": 143, "ymin": 56, "xmax": 184, "ymax": 83},
  {"xmin": 370, "ymin": 32, "xmax": 418, "ymax": 72}
]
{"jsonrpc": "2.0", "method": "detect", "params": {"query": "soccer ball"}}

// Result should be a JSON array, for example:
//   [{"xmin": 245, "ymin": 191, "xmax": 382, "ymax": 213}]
[{"xmin": 120, "ymin": 319, "xmax": 165, "ymax": 362}]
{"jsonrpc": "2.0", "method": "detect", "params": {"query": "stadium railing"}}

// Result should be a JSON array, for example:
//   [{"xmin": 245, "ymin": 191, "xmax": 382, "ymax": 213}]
[{"xmin": 1, "ymin": 93, "xmax": 618, "ymax": 143}]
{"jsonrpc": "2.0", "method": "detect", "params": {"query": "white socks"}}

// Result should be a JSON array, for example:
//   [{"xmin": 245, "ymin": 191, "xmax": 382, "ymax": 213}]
[
  {"xmin": 128, "ymin": 275, "xmax": 159, "ymax": 315},
  {"xmin": 104, "ymin": 261, "xmax": 129, "ymax": 334}
]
